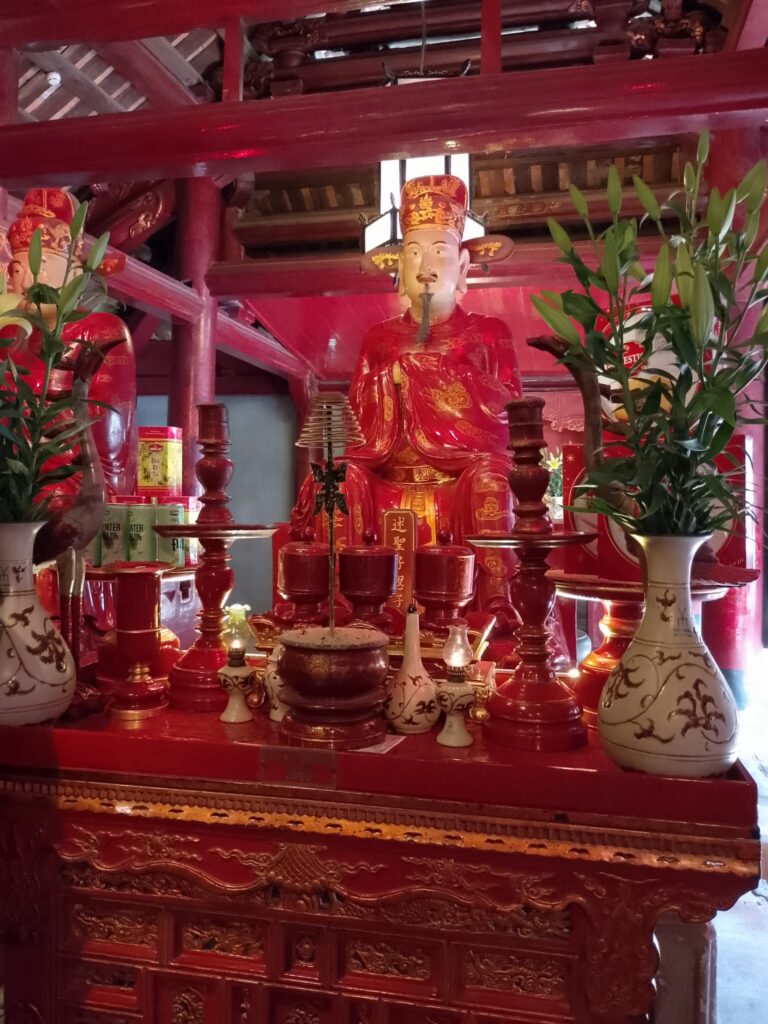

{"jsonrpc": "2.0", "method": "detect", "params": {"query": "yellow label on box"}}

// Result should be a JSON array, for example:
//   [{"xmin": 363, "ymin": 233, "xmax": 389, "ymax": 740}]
[{"xmin": 138, "ymin": 438, "xmax": 182, "ymax": 492}]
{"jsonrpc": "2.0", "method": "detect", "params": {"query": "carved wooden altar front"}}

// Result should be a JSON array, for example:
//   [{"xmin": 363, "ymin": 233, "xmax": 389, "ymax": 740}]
[{"xmin": 0, "ymin": 714, "xmax": 758, "ymax": 1024}]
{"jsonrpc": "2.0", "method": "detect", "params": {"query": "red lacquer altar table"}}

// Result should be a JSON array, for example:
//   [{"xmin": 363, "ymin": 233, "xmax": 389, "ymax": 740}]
[{"xmin": 0, "ymin": 713, "xmax": 758, "ymax": 1024}]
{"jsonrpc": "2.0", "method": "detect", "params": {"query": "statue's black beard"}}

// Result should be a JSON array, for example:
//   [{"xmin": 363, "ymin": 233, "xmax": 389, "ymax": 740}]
[{"xmin": 417, "ymin": 287, "xmax": 432, "ymax": 344}]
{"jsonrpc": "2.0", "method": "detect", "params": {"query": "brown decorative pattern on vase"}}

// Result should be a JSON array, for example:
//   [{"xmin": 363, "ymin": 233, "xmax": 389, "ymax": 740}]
[
  {"xmin": 69, "ymin": 902, "xmax": 159, "ymax": 947},
  {"xmin": 26, "ymin": 621, "xmax": 70, "ymax": 674},
  {"xmin": 346, "ymin": 939, "xmax": 431, "ymax": 980},
  {"xmin": 182, "ymin": 916, "xmax": 264, "ymax": 958},
  {"xmin": 172, "ymin": 986, "xmax": 205, "ymax": 1024},
  {"xmin": 463, "ymin": 948, "xmax": 565, "ymax": 998}
]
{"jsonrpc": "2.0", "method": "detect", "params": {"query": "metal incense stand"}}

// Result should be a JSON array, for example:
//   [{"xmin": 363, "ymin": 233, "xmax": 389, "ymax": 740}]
[
  {"xmin": 155, "ymin": 403, "xmax": 275, "ymax": 712},
  {"xmin": 277, "ymin": 393, "xmax": 390, "ymax": 750},
  {"xmin": 467, "ymin": 398, "xmax": 595, "ymax": 751},
  {"xmin": 295, "ymin": 392, "xmax": 365, "ymax": 633}
]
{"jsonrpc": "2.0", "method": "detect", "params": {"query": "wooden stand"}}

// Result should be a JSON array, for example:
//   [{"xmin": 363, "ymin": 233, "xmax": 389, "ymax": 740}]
[
  {"xmin": 155, "ymin": 404, "xmax": 274, "ymax": 712},
  {"xmin": 468, "ymin": 398, "xmax": 593, "ymax": 752}
]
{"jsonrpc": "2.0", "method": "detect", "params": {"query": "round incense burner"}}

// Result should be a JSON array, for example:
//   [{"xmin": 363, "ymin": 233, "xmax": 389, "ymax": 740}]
[{"xmin": 278, "ymin": 624, "xmax": 389, "ymax": 750}]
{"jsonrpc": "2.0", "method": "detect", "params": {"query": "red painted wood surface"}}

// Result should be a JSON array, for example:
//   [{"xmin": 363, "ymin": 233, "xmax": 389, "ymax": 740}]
[
  {"xmin": 221, "ymin": 18, "xmax": 245, "ymax": 104},
  {"xmin": 480, "ymin": 0, "xmax": 502, "ymax": 75},
  {"xmin": 0, "ymin": 703, "xmax": 758, "ymax": 1023},
  {"xmin": 0, "ymin": 0, "xmax": 419, "ymax": 47},
  {"xmin": 0, "ymin": 711, "xmax": 758, "ymax": 829},
  {"xmin": 1, "ymin": 52, "xmax": 767, "ymax": 187}
]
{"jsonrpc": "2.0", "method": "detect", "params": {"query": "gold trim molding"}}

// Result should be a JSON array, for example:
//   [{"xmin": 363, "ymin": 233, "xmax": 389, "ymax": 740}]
[{"xmin": 0, "ymin": 773, "xmax": 758, "ymax": 878}]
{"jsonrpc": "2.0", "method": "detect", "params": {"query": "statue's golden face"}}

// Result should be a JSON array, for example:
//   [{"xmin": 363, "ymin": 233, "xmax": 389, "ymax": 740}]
[
  {"xmin": 8, "ymin": 250, "xmax": 78, "ymax": 295},
  {"xmin": 398, "ymin": 228, "xmax": 469, "ymax": 309}
]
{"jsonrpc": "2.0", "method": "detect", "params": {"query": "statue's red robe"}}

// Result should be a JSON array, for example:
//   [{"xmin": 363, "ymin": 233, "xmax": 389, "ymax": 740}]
[{"xmin": 292, "ymin": 305, "xmax": 522, "ymax": 617}]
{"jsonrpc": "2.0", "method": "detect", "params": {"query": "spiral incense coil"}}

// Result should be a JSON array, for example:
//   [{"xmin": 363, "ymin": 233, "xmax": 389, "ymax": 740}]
[{"xmin": 296, "ymin": 392, "xmax": 365, "ymax": 451}]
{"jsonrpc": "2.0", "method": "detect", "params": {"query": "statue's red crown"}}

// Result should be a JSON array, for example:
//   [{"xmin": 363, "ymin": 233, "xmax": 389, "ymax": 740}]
[
  {"xmin": 7, "ymin": 188, "xmax": 84, "ymax": 260},
  {"xmin": 399, "ymin": 174, "xmax": 467, "ymax": 241}
]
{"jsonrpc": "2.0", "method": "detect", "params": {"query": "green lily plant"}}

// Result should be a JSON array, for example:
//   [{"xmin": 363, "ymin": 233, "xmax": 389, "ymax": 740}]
[
  {"xmin": 532, "ymin": 131, "xmax": 768, "ymax": 536},
  {"xmin": 0, "ymin": 203, "xmax": 110, "ymax": 522}
]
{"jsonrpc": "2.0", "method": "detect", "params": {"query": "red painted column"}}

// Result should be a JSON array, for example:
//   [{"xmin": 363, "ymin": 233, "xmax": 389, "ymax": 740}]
[
  {"xmin": 0, "ymin": 49, "xmax": 18, "ymax": 220},
  {"xmin": 168, "ymin": 177, "xmax": 221, "ymax": 493},
  {"xmin": 700, "ymin": 128, "xmax": 766, "ymax": 707},
  {"xmin": 480, "ymin": 0, "xmax": 502, "ymax": 75},
  {"xmin": 222, "ymin": 18, "xmax": 245, "ymax": 103}
]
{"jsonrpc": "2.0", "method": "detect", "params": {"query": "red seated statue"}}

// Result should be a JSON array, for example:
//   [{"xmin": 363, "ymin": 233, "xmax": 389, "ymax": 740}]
[{"xmin": 291, "ymin": 174, "xmax": 521, "ymax": 628}]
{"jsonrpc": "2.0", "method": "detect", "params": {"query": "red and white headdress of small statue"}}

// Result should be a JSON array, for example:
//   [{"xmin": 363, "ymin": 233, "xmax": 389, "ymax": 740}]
[{"xmin": 7, "ymin": 187, "xmax": 125, "ymax": 275}]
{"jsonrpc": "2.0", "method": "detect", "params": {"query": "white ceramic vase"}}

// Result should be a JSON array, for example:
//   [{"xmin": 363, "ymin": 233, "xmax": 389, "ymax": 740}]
[
  {"xmin": 598, "ymin": 534, "xmax": 738, "ymax": 778},
  {"xmin": 264, "ymin": 644, "xmax": 290, "ymax": 723},
  {"xmin": 0, "ymin": 522, "xmax": 76, "ymax": 725},
  {"xmin": 384, "ymin": 605, "xmax": 439, "ymax": 734}
]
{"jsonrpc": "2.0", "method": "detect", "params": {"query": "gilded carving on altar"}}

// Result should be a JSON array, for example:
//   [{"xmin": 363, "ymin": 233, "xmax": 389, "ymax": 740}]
[
  {"xmin": 181, "ymin": 915, "xmax": 265, "ymax": 958},
  {"xmin": 68, "ymin": 901, "xmax": 159, "ymax": 948},
  {"xmin": 463, "ymin": 948, "xmax": 565, "ymax": 999},
  {"xmin": 346, "ymin": 939, "xmax": 431, "ymax": 980},
  {"xmin": 171, "ymin": 986, "xmax": 204, "ymax": 1024}
]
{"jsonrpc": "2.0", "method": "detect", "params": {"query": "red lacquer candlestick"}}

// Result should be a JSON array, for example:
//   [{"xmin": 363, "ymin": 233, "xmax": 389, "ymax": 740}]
[
  {"xmin": 156, "ymin": 404, "xmax": 274, "ymax": 712},
  {"xmin": 468, "ymin": 398, "xmax": 594, "ymax": 752},
  {"xmin": 107, "ymin": 563, "xmax": 167, "ymax": 722}
]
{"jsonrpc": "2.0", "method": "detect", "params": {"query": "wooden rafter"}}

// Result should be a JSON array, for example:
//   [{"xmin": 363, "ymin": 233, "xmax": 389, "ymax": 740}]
[
  {"xmin": 95, "ymin": 41, "xmax": 201, "ymax": 108},
  {"xmin": 23, "ymin": 49, "xmax": 125, "ymax": 114},
  {"xmin": 1, "ymin": 50, "xmax": 766, "ymax": 189}
]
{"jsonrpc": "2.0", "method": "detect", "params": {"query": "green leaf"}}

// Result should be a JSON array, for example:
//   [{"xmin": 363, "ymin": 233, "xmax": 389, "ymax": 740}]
[
  {"xmin": 540, "ymin": 289, "xmax": 564, "ymax": 310},
  {"xmin": 737, "ymin": 159, "xmax": 766, "ymax": 212},
  {"xmin": 651, "ymin": 243, "xmax": 671, "ymax": 312},
  {"xmin": 58, "ymin": 275, "xmax": 87, "ymax": 317},
  {"xmin": 547, "ymin": 218, "xmax": 573, "ymax": 255},
  {"xmin": 607, "ymin": 165, "xmax": 622, "ymax": 217},
  {"xmin": 530, "ymin": 295, "xmax": 581, "ymax": 345},
  {"xmin": 696, "ymin": 130, "xmax": 709, "ymax": 166},
  {"xmin": 718, "ymin": 189, "xmax": 737, "ymax": 242},
  {"xmin": 69, "ymin": 199, "xmax": 88, "ymax": 242},
  {"xmin": 675, "ymin": 244, "xmax": 694, "ymax": 307},
  {"xmin": 706, "ymin": 186, "xmax": 723, "ymax": 238},
  {"xmin": 632, "ymin": 176, "xmax": 660, "ymax": 221},
  {"xmin": 85, "ymin": 232, "xmax": 109, "ymax": 272},
  {"xmin": 568, "ymin": 184, "xmax": 589, "ymax": 219},
  {"xmin": 601, "ymin": 230, "xmax": 619, "ymax": 292},
  {"xmin": 683, "ymin": 161, "xmax": 696, "ymax": 194},
  {"xmin": 753, "ymin": 247, "xmax": 768, "ymax": 283},
  {"xmin": 28, "ymin": 229, "xmax": 42, "ymax": 278}
]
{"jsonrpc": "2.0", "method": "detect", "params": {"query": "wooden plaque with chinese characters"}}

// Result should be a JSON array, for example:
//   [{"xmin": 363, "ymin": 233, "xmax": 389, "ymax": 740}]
[{"xmin": 0, "ymin": 712, "xmax": 758, "ymax": 1024}]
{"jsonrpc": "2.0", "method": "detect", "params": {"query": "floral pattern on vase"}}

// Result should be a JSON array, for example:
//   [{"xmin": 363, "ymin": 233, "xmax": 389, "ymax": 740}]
[
  {"xmin": 0, "ymin": 522, "xmax": 76, "ymax": 725},
  {"xmin": 384, "ymin": 604, "xmax": 439, "ymax": 734},
  {"xmin": 598, "ymin": 534, "xmax": 738, "ymax": 778},
  {"xmin": 264, "ymin": 644, "xmax": 290, "ymax": 723}
]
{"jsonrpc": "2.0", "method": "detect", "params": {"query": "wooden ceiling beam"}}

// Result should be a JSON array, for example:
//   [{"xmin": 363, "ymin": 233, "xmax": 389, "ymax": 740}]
[
  {"xmin": 95, "ymin": 41, "xmax": 201, "ymax": 108},
  {"xmin": 23, "ymin": 49, "xmax": 126, "ymax": 114},
  {"xmin": 207, "ymin": 237, "xmax": 663, "ymax": 299},
  {"xmin": 1, "ymin": 1, "xmax": 421, "ymax": 48},
  {"xmin": 1, "ymin": 51, "xmax": 766, "ymax": 189},
  {"xmin": 724, "ymin": 0, "xmax": 768, "ymax": 50},
  {"xmin": 215, "ymin": 313, "xmax": 305, "ymax": 378}
]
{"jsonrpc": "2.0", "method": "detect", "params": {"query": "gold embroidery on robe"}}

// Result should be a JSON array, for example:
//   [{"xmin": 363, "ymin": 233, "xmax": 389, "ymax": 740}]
[
  {"xmin": 428, "ymin": 381, "xmax": 472, "ymax": 413},
  {"xmin": 475, "ymin": 497, "xmax": 505, "ymax": 522}
]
